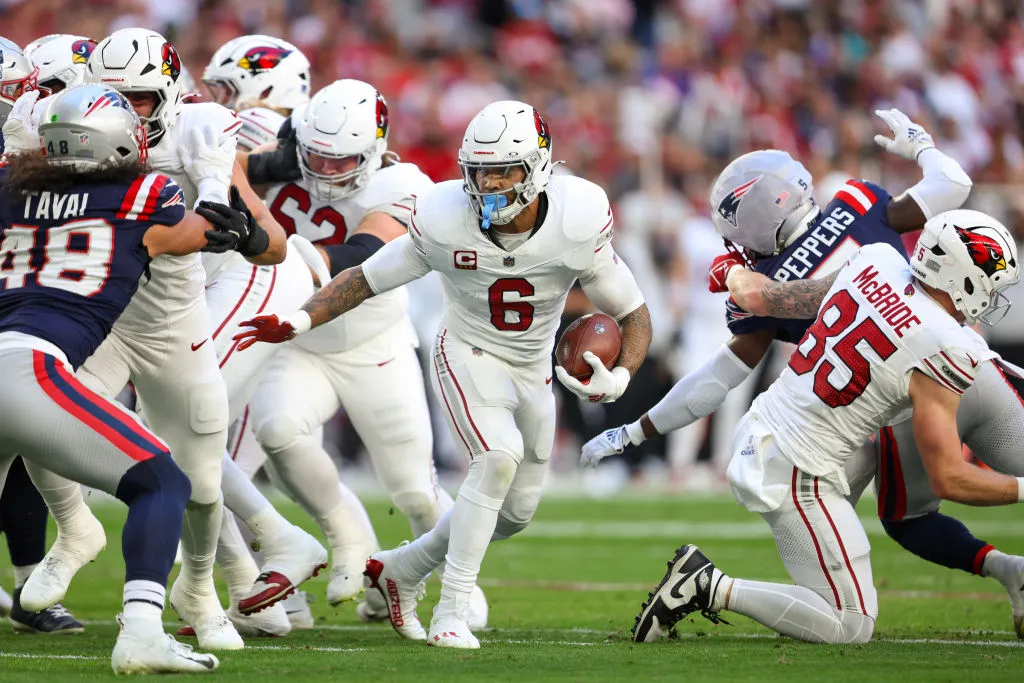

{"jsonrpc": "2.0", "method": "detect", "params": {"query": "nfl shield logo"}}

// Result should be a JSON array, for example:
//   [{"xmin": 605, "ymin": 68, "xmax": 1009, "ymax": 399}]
[
  {"xmin": 79, "ymin": 134, "xmax": 90, "ymax": 145},
  {"xmin": 503, "ymin": 255, "xmax": 515, "ymax": 267}
]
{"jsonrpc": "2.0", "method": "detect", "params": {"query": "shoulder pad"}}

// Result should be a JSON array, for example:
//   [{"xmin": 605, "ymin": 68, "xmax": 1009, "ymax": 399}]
[
  {"xmin": 552, "ymin": 175, "xmax": 613, "ymax": 244},
  {"xmin": 354, "ymin": 163, "xmax": 434, "ymax": 213},
  {"xmin": 178, "ymin": 103, "xmax": 242, "ymax": 141},
  {"xmin": 409, "ymin": 180, "xmax": 474, "ymax": 246}
]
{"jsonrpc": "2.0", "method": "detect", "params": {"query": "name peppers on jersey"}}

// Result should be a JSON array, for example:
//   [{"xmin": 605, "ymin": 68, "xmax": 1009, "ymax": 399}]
[{"xmin": 726, "ymin": 179, "xmax": 907, "ymax": 343}]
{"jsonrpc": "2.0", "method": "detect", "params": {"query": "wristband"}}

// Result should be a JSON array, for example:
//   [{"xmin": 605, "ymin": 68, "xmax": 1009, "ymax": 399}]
[
  {"xmin": 624, "ymin": 420, "xmax": 646, "ymax": 446},
  {"xmin": 1017, "ymin": 477, "xmax": 1024, "ymax": 503},
  {"xmin": 292, "ymin": 311, "xmax": 312, "ymax": 335}
]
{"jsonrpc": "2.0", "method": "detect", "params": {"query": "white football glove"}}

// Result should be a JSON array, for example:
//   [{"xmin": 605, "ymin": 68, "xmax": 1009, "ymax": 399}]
[
  {"xmin": 2, "ymin": 90, "xmax": 41, "ymax": 155},
  {"xmin": 581, "ymin": 427, "xmax": 628, "ymax": 467},
  {"xmin": 555, "ymin": 352, "xmax": 631, "ymax": 403},
  {"xmin": 873, "ymin": 108, "xmax": 935, "ymax": 161},
  {"xmin": 180, "ymin": 124, "xmax": 235, "ymax": 197}
]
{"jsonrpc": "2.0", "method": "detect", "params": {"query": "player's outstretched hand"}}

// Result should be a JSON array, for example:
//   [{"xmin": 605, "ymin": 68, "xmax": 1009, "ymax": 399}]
[
  {"xmin": 873, "ymin": 108, "xmax": 935, "ymax": 161},
  {"xmin": 246, "ymin": 118, "xmax": 302, "ymax": 185},
  {"xmin": 2, "ymin": 90, "xmax": 41, "ymax": 155},
  {"xmin": 555, "ymin": 352, "xmax": 630, "ymax": 403},
  {"xmin": 232, "ymin": 312, "xmax": 312, "ymax": 350},
  {"xmin": 708, "ymin": 252, "xmax": 745, "ymax": 293},
  {"xmin": 580, "ymin": 426, "xmax": 629, "ymax": 467}
]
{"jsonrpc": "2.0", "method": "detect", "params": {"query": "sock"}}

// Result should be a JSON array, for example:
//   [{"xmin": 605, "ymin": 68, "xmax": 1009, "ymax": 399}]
[
  {"xmin": 221, "ymin": 452, "xmax": 272, "ymax": 521},
  {"xmin": 398, "ymin": 509, "xmax": 451, "ymax": 581},
  {"xmin": 882, "ymin": 513, "xmax": 989, "ymax": 574},
  {"xmin": 727, "ymin": 578, "xmax": 847, "ymax": 643},
  {"xmin": 436, "ymin": 487, "xmax": 504, "ymax": 616},
  {"xmin": 13, "ymin": 563, "xmax": 38, "ymax": 589},
  {"xmin": 244, "ymin": 506, "xmax": 291, "ymax": 544},
  {"xmin": 216, "ymin": 510, "xmax": 259, "ymax": 598},
  {"xmin": 179, "ymin": 496, "xmax": 223, "ymax": 596},
  {"xmin": 123, "ymin": 580, "xmax": 165, "ymax": 635},
  {"xmin": 1, "ymin": 458, "xmax": 47, "ymax": 568}
]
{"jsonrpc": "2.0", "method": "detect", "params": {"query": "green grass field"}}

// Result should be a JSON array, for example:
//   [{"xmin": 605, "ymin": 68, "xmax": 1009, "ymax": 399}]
[{"xmin": 0, "ymin": 493, "xmax": 1020, "ymax": 681}]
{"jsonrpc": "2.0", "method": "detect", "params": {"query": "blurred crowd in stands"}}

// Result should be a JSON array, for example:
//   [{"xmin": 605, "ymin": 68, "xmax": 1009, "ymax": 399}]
[{"xmin": 5, "ymin": 0, "xmax": 1024, "ymax": 490}]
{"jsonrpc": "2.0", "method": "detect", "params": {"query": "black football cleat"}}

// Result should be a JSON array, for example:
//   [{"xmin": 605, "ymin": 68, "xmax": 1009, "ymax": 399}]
[
  {"xmin": 632, "ymin": 544, "xmax": 728, "ymax": 643},
  {"xmin": 9, "ymin": 587, "xmax": 84, "ymax": 634}
]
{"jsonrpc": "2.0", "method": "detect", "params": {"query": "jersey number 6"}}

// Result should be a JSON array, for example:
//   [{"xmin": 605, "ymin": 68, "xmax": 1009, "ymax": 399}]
[
  {"xmin": 788, "ymin": 289, "xmax": 898, "ymax": 408},
  {"xmin": 489, "ymin": 278, "xmax": 534, "ymax": 331}
]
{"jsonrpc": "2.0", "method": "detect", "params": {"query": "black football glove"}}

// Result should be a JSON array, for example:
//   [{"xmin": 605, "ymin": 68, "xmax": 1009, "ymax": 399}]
[
  {"xmin": 245, "ymin": 117, "xmax": 301, "ymax": 185},
  {"xmin": 196, "ymin": 187, "xmax": 271, "ymax": 257}
]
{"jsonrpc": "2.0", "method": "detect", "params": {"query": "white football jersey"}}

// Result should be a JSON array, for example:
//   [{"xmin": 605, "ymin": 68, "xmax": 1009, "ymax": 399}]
[
  {"xmin": 115, "ymin": 102, "xmax": 241, "ymax": 332},
  {"xmin": 264, "ymin": 162, "xmax": 432, "ymax": 353},
  {"xmin": 751, "ymin": 242, "xmax": 997, "ymax": 483},
  {"xmin": 364, "ymin": 176, "xmax": 645, "ymax": 366}
]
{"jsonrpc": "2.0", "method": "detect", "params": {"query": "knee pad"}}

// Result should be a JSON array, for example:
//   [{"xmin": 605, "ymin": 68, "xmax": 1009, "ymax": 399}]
[
  {"xmin": 188, "ymin": 380, "xmax": 229, "ymax": 435},
  {"xmin": 493, "ymin": 486, "xmax": 542, "ymax": 540},
  {"xmin": 256, "ymin": 414, "xmax": 306, "ymax": 454},
  {"xmin": 837, "ymin": 611, "xmax": 874, "ymax": 644},
  {"xmin": 115, "ymin": 453, "xmax": 191, "ymax": 512},
  {"xmin": 391, "ymin": 489, "xmax": 437, "ymax": 525},
  {"xmin": 463, "ymin": 450, "xmax": 519, "ymax": 501}
]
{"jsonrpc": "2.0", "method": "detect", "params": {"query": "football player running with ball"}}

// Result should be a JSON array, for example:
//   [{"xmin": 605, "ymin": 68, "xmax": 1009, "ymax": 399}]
[{"xmin": 233, "ymin": 101, "xmax": 653, "ymax": 647}]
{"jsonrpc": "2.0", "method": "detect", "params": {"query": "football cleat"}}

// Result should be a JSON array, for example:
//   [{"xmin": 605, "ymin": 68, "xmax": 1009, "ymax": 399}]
[
  {"xmin": 179, "ymin": 602, "xmax": 291, "ymax": 638},
  {"xmin": 1001, "ymin": 557, "xmax": 1024, "ymax": 639},
  {"xmin": 281, "ymin": 590, "xmax": 315, "ymax": 631},
  {"xmin": 631, "ymin": 544, "xmax": 728, "ymax": 643},
  {"xmin": 238, "ymin": 526, "xmax": 327, "ymax": 615},
  {"xmin": 20, "ymin": 513, "xmax": 106, "ymax": 611},
  {"xmin": 467, "ymin": 584, "xmax": 489, "ymax": 630},
  {"xmin": 427, "ymin": 609, "xmax": 480, "ymax": 649},
  {"xmin": 326, "ymin": 561, "xmax": 364, "ymax": 606},
  {"xmin": 112, "ymin": 617, "xmax": 219, "ymax": 674},
  {"xmin": 0, "ymin": 585, "xmax": 12, "ymax": 617},
  {"xmin": 9, "ymin": 588, "xmax": 83, "ymax": 634},
  {"xmin": 170, "ymin": 579, "xmax": 244, "ymax": 650},
  {"xmin": 364, "ymin": 549, "xmax": 427, "ymax": 641},
  {"xmin": 355, "ymin": 576, "xmax": 390, "ymax": 623}
]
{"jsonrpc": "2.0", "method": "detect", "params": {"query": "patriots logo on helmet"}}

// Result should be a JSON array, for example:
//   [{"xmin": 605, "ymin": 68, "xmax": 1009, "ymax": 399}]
[
  {"xmin": 957, "ymin": 227, "xmax": 1007, "ymax": 276},
  {"xmin": 237, "ymin": 46, "xmax": 291, "ymax": 76},
  {"xmin": 375, "ymin": 91, "xmax": 389, "ymax": 140},
  {"xmin": 71, "ymin": 39, "xmax": 96, "ymax": 64},
  {"xmin": 717, "ymin": 176, "xmax": 762, "ymax": 228},
  {"xmin": 161, "ymin": 42, "xmax": 181, "ymax": 81},
  {"xmin": 83, "ymin": 89, "xmax": 127, "ymax": 117},
  {"xmin": 534, "ymin": 109, "xmax": 551, "ymax": 149}
]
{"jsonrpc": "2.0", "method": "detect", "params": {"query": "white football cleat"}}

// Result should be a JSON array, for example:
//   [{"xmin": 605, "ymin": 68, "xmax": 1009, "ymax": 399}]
[
  {"xmin": 0, "ymin": 585, "xmax": 12, "ymax": 617},
  {"xmin": 228, "ymin": 602, "xmax": 291, "ymax": 637},
  {"xmin": 326, "ymin": 561, "xmax": 364, "ymax": 605},
  {"xmin": 239, "ymin": 526, "xmax": 327, "ymax": 615},
  {"xmin": 281, "ymin": 590, "xmax": 314, "ymax": 630},
  {"xmin": 364, "ymin": 549, "xmax": 427, "ymax": 641},
  {"xmin": 170, "ymin": 579, "xmax": 244, "ymax": 650},
  {"xmin": 112, "ymin": 618, "xmax": 219, "ymax": 674},
  {"xmin": 427, "ymin": 612, "xmax": 480, "ymax": 649},
  {"xmin": 467, "ymin": 584, "xmax": 488, "ymax": 630},
  {"xmin": 998, "ymin": 556, "xmax": 1024, "ymax": 638},
  {"xmin": 355, "ymin": 577, "xmax": 389, "ymax": 623},
  {"xmin": 21, "ymin": 513, "xmax": 106, "ymax": 611}
]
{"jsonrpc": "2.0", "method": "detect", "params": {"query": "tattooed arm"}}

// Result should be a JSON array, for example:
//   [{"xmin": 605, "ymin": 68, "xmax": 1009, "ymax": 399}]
[
  {"xmin": 615, "ymin": 303, "xmax": 652, "ymax": 376},
  {"xmin": 301, "ymin": 266, "xmax": 375, "ymax": 328},
  {"xmin": 726, "ymin": 268, "xmax": 839, "ymax": 319}
]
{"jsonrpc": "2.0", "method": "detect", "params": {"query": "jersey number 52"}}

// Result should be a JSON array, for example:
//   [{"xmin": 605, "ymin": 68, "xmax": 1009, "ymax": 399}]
[{"xmin": 788, "ymin": 289, "xmax": 898, "ymax": 408}]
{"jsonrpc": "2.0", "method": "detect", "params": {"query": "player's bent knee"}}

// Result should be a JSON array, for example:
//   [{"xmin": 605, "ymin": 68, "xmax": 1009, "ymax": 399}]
[
  {"xmin": 493, "ymin": 487, "xmax": 541, "ymax": 539},
  {"xmin": 256, "ymin": 414, "xmax": 305, "ymax": 454},
  {"xmin": 837, "ymin": 612, "xmax": 874, "ymax": 644},
  {"xmin": 115, "ymin": 453, "xmax": 191, "ymax": 513},
  {"xmin": 391, "ymin": 489, "xmax": 436, "ymax": 523}
]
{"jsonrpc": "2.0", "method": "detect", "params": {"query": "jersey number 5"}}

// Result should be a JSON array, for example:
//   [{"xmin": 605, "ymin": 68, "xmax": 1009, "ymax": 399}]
[
  {"xmin": 0, "ymin": 220, "xmax": 113, "ymax": 297},
  {"xmin": 788, "ymin": 289, "xmax": 898, "ymax": 408},
  {"xmin": 489, "ymin": 278, "xmax": 534, "ymax": 331}
]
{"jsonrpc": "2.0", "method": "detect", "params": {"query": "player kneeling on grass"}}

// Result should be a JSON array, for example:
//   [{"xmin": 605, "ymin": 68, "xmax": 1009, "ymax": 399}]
[
  {"xmin": 0, "ymin": 84, "xmax": 262, "ymax": 673},
  {"xmin": 632, "ymin": 209, "xmax": 1024, "ymax": 644}
]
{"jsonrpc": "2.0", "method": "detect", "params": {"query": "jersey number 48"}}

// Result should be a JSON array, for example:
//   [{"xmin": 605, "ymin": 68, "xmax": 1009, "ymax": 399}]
[{"xmin": 0, "ymin": 220, "xmax": 113, "ymax": 297}]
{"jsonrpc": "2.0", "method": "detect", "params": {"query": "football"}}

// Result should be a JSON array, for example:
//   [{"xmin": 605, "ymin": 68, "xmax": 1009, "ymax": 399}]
[{"xmin": 555, "ymin": 313, "xmax": 621, "ymax": 381}]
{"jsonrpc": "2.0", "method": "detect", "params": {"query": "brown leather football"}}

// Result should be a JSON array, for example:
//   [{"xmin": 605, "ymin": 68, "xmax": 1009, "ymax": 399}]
[{"xmin": 555, "ymin": 313, "xmax": 621, "ymax": 381}]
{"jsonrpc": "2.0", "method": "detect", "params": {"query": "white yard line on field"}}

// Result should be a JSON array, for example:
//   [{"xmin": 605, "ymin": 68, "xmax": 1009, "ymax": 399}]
[
  {"xmin": 0, "ymin": 651, "xmax": 103, "ymax": 660},
  {"xmin": 247, "ymin": 645, "xmax": 369, "ymax": 653}
]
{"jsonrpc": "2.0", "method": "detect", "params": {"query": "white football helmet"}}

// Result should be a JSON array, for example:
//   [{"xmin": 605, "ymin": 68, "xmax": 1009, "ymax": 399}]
[
  {"xmin": 202, "ymin": 35, "xmax": 310, "ymax": 113},
  {"xmin": 458, "ymin": 100, "xmax": 554, "ymax": 227},
  {"xmin": 0, "ymin": 37, "xmax": 39, "ymax": 125},
  {"xmin": 39, "ymin": 84, "xmax": 148, "ymax": 169},
  {"xmin": 87, "ymin": 28, "xmax": 183, "ymax": 146},
  {"xmin": 25, "ymin": 34, "xmax": 96, "ymax": 96},
  {"xmin": 236, "ymin": 107, "xmax": 286, "ymax": 151},
  {"xmin": 710, "ymin": 149, "xmax": 816, "ymax": 258},
  {"xmin": 910, "ymin": 209, "xmax": 1020, "ymax": 325},
  {"xmin": 295, "ymin": 79, "xmax": 388, "ymax": 201}
]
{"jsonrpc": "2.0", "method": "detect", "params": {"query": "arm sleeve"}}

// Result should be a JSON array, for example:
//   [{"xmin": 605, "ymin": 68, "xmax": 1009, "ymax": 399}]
[
  {"xmin": 578, "ymin": 243, "xmax": 645, "ymax": 321},
  {"xmin": 905, "ymin": 148, "xmax": 973, "ymax": 221},
  {"xmin": 961, "ymin": 361, "xmax": 1024, "ymax": 476},
  {"xmin": 647, "ymin": 345, "xmax": 753, "ymax": 434},
  {"xmin": 323, "ymin": 234, "xmax": 385, "ymax": 277},
  {"xmin": 361, "ymin": 233, "xmax": 431, "ymax": 294}
]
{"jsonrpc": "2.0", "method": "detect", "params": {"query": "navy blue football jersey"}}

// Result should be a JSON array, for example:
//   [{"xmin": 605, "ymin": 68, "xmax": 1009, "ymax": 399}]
[
  {"xmin": 726, "ymin": 179, "xmax": 908, "ymax": 343},
  {"xmin": 0, "ymin": 169, "xmax": 187, "ymax": 367}
]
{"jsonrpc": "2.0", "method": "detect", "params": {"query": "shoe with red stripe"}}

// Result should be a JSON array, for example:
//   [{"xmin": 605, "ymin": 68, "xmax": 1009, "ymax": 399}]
[
  {"xmin": 427, "ymin": 613, "xmax": 480, "ymax": 649},
  {"xmin": 20, "ymin": 512, "xmax": 106, "ymax": 611},
  {"xmin": 364, "ymin": 549, "xmax": 427, "ymax": 641},
  {"xmin": 238, "ymin": 527, "xmax": 327, "ymax": 615},
  {"xmin": 631, "ymin": 544, "xmax": 729, "ymax": 643}
]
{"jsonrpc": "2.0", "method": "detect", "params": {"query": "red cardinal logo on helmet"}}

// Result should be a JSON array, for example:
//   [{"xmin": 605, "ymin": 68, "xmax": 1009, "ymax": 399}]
[
  {"xmin": 71, "ymin": 39, "xmax": 96, "ymax": 64},
  {"xmin": 161, "ymin": 42, "xmax": 181, "ymax": 81},
  {"xmin": 957, "ymin": 227, "xmax": 1007, "ymax": 276},
  {"xmin": 534, "ymin": 109, "xmax": 551, "ymax": 149},
  {"xmin": 375, "ymin": 91, "xmax": 389, "ymax": 140},
  {"xmin": 237, "ymin": 46, "xmax": 292, "ymax": 76}
]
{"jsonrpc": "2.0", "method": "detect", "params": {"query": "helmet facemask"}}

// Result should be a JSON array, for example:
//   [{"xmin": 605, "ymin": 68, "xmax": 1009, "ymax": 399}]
[
  {"xmin": 298, "ymin": 142, "xmax": 380, "ymax": 201},
  {"xmin": 459, "ymin": 149, "xmax": 547, "ymax": 229}
]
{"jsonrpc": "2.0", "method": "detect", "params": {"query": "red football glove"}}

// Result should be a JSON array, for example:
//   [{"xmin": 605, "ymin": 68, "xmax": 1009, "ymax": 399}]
[
  {"xmin": 232, "ymin": 312, "xmax": 311, "ymax": 351},
  {"xmin": 708, "ymin": 253, "xmax": 745, "ymax": 293}
]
